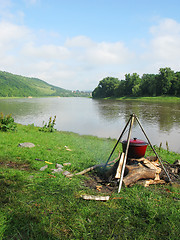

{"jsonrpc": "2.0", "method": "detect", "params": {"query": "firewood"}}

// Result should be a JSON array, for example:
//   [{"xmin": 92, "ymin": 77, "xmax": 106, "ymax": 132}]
[
  {"xmin": 142, "ymin": 159, "xmax": 161, "ymax": 173},
  {"xmin": 123, "ymin": 164, "xmax": 156, "ymax": 186},
  {"xmin": 115, "ymin": 153, "xmax": 125, "ymax": 179},
  {"xmin": 144, "ymin": 179, "xmax": 166, "ymax": 187}
]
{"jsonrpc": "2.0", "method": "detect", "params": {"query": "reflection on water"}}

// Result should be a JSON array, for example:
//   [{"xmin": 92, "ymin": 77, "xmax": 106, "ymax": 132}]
[{"xmin": 0, "ymin": 97, "xmax": 179, "ymax": 153}]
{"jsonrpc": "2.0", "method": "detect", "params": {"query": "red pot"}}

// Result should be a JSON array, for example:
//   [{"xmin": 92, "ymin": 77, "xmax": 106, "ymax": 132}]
[{"xmin": 122, "ymin": 138, "xmax": 148, "ymax": 158}]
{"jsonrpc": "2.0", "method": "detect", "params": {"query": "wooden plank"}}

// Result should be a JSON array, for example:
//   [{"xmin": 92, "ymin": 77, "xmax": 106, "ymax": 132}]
[
  {"xmin": 115, "ymin": 152, "xmax": 125, "ymax": 179},
  {"xmin": 81, "ymin": 195, "xmax": 110, "ymax": 201}
]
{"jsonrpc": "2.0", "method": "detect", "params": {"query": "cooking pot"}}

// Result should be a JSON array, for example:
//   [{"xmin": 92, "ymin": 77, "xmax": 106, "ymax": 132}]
[{"xmin": 121, "ymin": 138, "xmax": 148, "ymax": 158}]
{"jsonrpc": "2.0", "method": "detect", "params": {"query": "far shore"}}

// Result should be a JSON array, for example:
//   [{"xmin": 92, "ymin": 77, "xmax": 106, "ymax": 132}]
[
  {"xmin": 102, "ymin": 96, "xmax": 180, "ymax": 102},
  {"xmin": 1, "ymin": 95, "xmax": 180, "ymax": 103}
]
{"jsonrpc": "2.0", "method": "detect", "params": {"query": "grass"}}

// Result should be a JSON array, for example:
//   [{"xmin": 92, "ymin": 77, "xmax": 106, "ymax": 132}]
[
  {"xmin": 105, "ymin": 96, "xmax": 180, "ymax": 103},
  {"xmin": 0, "ymin": 124, "xmax": 180, "ymax": 239}
]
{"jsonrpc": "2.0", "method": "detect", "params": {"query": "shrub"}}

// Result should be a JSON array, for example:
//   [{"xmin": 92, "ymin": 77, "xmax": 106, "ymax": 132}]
[{"xmin": 0, "ymin": 112, "xmax": 17, "ymax": 132}]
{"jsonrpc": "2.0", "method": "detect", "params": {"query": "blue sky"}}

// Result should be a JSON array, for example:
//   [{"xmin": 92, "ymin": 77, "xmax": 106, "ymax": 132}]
[{"xmin": 0, "ymin": 0, "xmax": 180, "ymax": 90}]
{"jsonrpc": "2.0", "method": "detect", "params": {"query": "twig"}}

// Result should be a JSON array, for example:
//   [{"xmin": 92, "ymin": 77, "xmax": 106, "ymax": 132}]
[{"xmin": 67, "ymin": 152, "xmax": 121, "ymax": 178}]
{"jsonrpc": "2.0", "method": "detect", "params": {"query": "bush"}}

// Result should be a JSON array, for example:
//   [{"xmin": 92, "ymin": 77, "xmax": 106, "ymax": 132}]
[{"xmin": 0, "ymin": 113, "xmax": 17, "ymax": 132}]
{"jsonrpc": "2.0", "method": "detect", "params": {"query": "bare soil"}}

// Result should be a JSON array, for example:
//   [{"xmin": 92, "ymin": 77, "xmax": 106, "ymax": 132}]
[{"xmin": 0, "ymin": 160, "xmax": 30, "ymax": 171}]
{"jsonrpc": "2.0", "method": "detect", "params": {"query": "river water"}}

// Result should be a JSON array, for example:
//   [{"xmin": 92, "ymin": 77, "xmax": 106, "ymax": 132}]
[{"xmin": 0, "ymin": 97, "xmax": 180, "ymax": 153}]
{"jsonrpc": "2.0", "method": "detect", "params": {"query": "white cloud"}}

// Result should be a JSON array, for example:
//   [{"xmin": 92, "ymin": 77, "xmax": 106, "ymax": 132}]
[
  {"xmin": 66, "ymin": 36, "xmax": 94, "ymax": 48},
  {"xmin": 0, "ymin": 15, "xmax": 180, "ymax": 90},
  {"xmin": 141, "ymin": 18, "xmax": 180, "ymax": 72},
  {"xmin": 65, "ymin": 36, "xmax": 134, "ymax": 67},
  {"xmin": 0, "ymin": 21, "xmax": 30, "ymax": 43},
  {"xmin": 22, "ymin": 42, "xmax": 70, "ymax": 60}
]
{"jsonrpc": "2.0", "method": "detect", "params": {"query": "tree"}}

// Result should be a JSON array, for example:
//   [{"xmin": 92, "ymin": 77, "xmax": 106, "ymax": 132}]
[
  {"xmin": 156, "ymin": 68, "xmax": 174, "ymax": 95},
  {"xmin": 124, "ymin": 73, "xmax": 141, "ymax": 96},
  {"xmin": 140, "ymin": 74, "xmax": 156, "ymax": 96},
  {"xmin": 114, "ymin": 80, "xmax": 126, "ymax": 97},
  {"xmin": 92, "ymin": 77, "xmax": 120, "ymax": 98},
  {"xmin": 169, "ymin": 72, "xmax": 180, "ymax": 96}
]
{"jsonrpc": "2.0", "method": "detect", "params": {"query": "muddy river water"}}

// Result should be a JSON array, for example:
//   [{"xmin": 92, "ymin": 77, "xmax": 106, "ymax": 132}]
[{"xmin": 0, "ymin": 97, "xmax": 179, "ymax": 153}]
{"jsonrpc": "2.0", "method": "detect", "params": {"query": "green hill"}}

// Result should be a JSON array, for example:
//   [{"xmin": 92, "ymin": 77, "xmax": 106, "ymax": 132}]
[{"xmin": 0, "ymin": 71, "xmax": 89, "ymax": 97}]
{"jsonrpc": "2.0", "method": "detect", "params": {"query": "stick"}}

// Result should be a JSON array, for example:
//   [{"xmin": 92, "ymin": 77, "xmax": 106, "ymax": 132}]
[
  {"xmin": 118, "ymin": 114, "xmax": 135, "ymax": 193},
  {"xmin": 67, "ymin": 152, "xmax": 121, "ymax": 178}
]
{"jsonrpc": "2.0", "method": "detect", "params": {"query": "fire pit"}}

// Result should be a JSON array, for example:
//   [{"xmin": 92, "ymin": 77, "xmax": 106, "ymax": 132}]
[{"xmin": 121, "ymin": 138, "xmax": 148, "ymax": 158}]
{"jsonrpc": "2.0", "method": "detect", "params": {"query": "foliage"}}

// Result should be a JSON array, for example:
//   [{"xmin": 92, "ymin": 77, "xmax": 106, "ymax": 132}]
[
  {"xmin": 39, "ymin": 116, "xmax": 57, "ymax": 132},
  {"xmin": 0, "ymin": 124, "xmax": 179, "ymax": 239},
  {"xmin": 0, "ymin": 112, "xmax": 17, "ymax": 132},
  {"xmin": 0, "ymin": 71, "xmax": 91, "ymax": 98},
  {"xmin": 92, "ymin": 67, "xmax": 180, "ymax": 98},
  {"xmin": 92, "ymin": 77, "xmax": 119, "ymax": 98}
]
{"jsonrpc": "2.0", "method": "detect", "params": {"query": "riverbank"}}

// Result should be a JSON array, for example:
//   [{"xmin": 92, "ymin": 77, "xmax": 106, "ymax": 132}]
[
  {"xmin": 105, "ymin": 96, "xmax": 180, "ymax": 103},
  {"xmin": 1, "ymin": 95, "xmax": 180, "ymax": 102},
  {"xmin": 0, "ymin": 124, "xmax": 180, "ymax": 239}
]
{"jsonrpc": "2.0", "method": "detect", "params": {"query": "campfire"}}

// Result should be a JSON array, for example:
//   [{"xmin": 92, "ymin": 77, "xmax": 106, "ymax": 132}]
[{"xmin": 68, "ymin": 114, "xmax": 179, "ymax": 197}]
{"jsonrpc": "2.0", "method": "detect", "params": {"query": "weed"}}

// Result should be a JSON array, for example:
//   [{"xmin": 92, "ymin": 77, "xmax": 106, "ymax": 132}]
[
  {"xmin": 0, "ymin": 112, "xmax": 17, "ymax": 132},
  {"xmin": 39, "ymin": 116, "xmax": 56, "ymax": 132}
]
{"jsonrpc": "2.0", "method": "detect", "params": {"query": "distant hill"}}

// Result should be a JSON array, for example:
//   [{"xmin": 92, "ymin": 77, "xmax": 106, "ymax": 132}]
[{"xmin": 0, "ymin": 71, "xmax": 90, "ymax": 97}]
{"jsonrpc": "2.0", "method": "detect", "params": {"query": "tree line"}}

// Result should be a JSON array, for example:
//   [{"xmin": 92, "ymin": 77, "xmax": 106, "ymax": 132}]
[{"xmin": 92, "ymin": 68, "xmax": 180, "ymax": 98}]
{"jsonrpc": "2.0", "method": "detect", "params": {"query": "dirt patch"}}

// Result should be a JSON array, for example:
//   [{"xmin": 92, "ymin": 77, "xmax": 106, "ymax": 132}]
[
  {"xmin": 83, "ymin": 173, "xmax": 118, "ymax": 194},
  {"xmin": 83, "ymin": 160, "xmax": 180, "ymax": 194},
  {"xmin": 0, "ymin": 161, "xmax": 30, "ymax": 171}
]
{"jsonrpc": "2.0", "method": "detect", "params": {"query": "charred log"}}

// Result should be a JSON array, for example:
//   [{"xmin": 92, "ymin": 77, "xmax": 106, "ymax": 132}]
[{"xmin": 123, "ymin": 164, "xmax": 156, "ymax": 186}]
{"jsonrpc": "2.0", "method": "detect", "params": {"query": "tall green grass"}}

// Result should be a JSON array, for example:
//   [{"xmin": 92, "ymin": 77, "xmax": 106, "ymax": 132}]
[{"xmin": 0, "ymin": 124, "xmax": 179, "ymax": 239}]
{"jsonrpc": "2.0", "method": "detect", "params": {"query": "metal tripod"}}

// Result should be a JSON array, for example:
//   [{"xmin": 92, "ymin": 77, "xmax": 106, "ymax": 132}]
[{"xmin": 104, "ymin": 114, "xmax": 171, "ymax": 193}]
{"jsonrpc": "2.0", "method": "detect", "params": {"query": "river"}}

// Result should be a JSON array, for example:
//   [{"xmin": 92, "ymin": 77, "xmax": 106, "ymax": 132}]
[{"xmin": 0, "ymin": 97, "xmax": 180, "ymax": 153}]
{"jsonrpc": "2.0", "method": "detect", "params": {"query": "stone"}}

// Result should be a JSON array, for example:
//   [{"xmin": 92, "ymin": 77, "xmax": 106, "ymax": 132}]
[
  {"xmin": 18, "ymin": 142, "xmax": 35, "ymax": 148},
  {"xmin": 56, "ymin": 163, "xmax": 63, "ymax": 169},
  {"xmin": 63, "ymin": 162, "xmax": 71, "ymax": 166},
  {"xmin": 51, "ymin": 168, "xmax": 63, "ymax": 173},
  {"xmin": 62, "ymin": 171, "xmax": 71, "ymax": 176},
  {"xmin": 40, "ymin": 165, "xmax": 48, "ymax": 171}
]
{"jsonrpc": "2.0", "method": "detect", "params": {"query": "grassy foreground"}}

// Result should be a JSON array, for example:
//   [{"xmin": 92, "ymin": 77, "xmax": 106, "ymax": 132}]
[{"xmin": 0, "ymin": 124, "xmax": 180, "ymax": 240}]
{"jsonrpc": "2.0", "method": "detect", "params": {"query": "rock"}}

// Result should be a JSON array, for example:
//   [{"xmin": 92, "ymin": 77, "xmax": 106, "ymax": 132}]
[
  {"xmin": 40, "ymin": 165, "xmax": 48, "ymax": 171},
  {"xmin": 56, "ymin": 163, "xmax": 63, "ymax": 169},
  {"xmin": 63, "ymin": 163, "xmax": 71, "ymax": 166},
  {"xmin": 18, "ymin": 142, "xmax": 35, "ymax": 148},
  {"xmin": 51, "ymin": 168, "xmax": 63, "ymax": 173},
  {"xmin": 62, "ymin": 171, "xmax": 71, "ymax": 176}
]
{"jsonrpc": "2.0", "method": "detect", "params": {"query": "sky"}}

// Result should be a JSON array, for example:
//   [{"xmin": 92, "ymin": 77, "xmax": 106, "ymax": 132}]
[{"xmin": 0, "ymin": 0, "xmax": 180, "ymax": 91}]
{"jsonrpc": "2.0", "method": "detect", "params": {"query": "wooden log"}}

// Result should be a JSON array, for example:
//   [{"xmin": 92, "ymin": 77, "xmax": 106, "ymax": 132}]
[
  {"xmin": 123, "ymin": 164, "xmax": 156, "ymax": 186},
  {"xmin": 81, "ymin": 195, "xmax": 110, "ymax": 201},
  {"xmin": 115, "ymin": 152, "xmax": 125, "ymax": 179}
]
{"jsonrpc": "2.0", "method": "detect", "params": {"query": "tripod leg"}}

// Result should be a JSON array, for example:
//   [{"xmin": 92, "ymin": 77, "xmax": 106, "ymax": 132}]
[
  {"xmin": 118, "ymin": 114, "xmax": 135, "ymax": 193},
  {"xmin": 104, "ymin": 115, "xmax": 132, "ymax": 168},
  {"xmin": 135, "ymin": 115, "xmax": 171, "ymax": 182}
]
